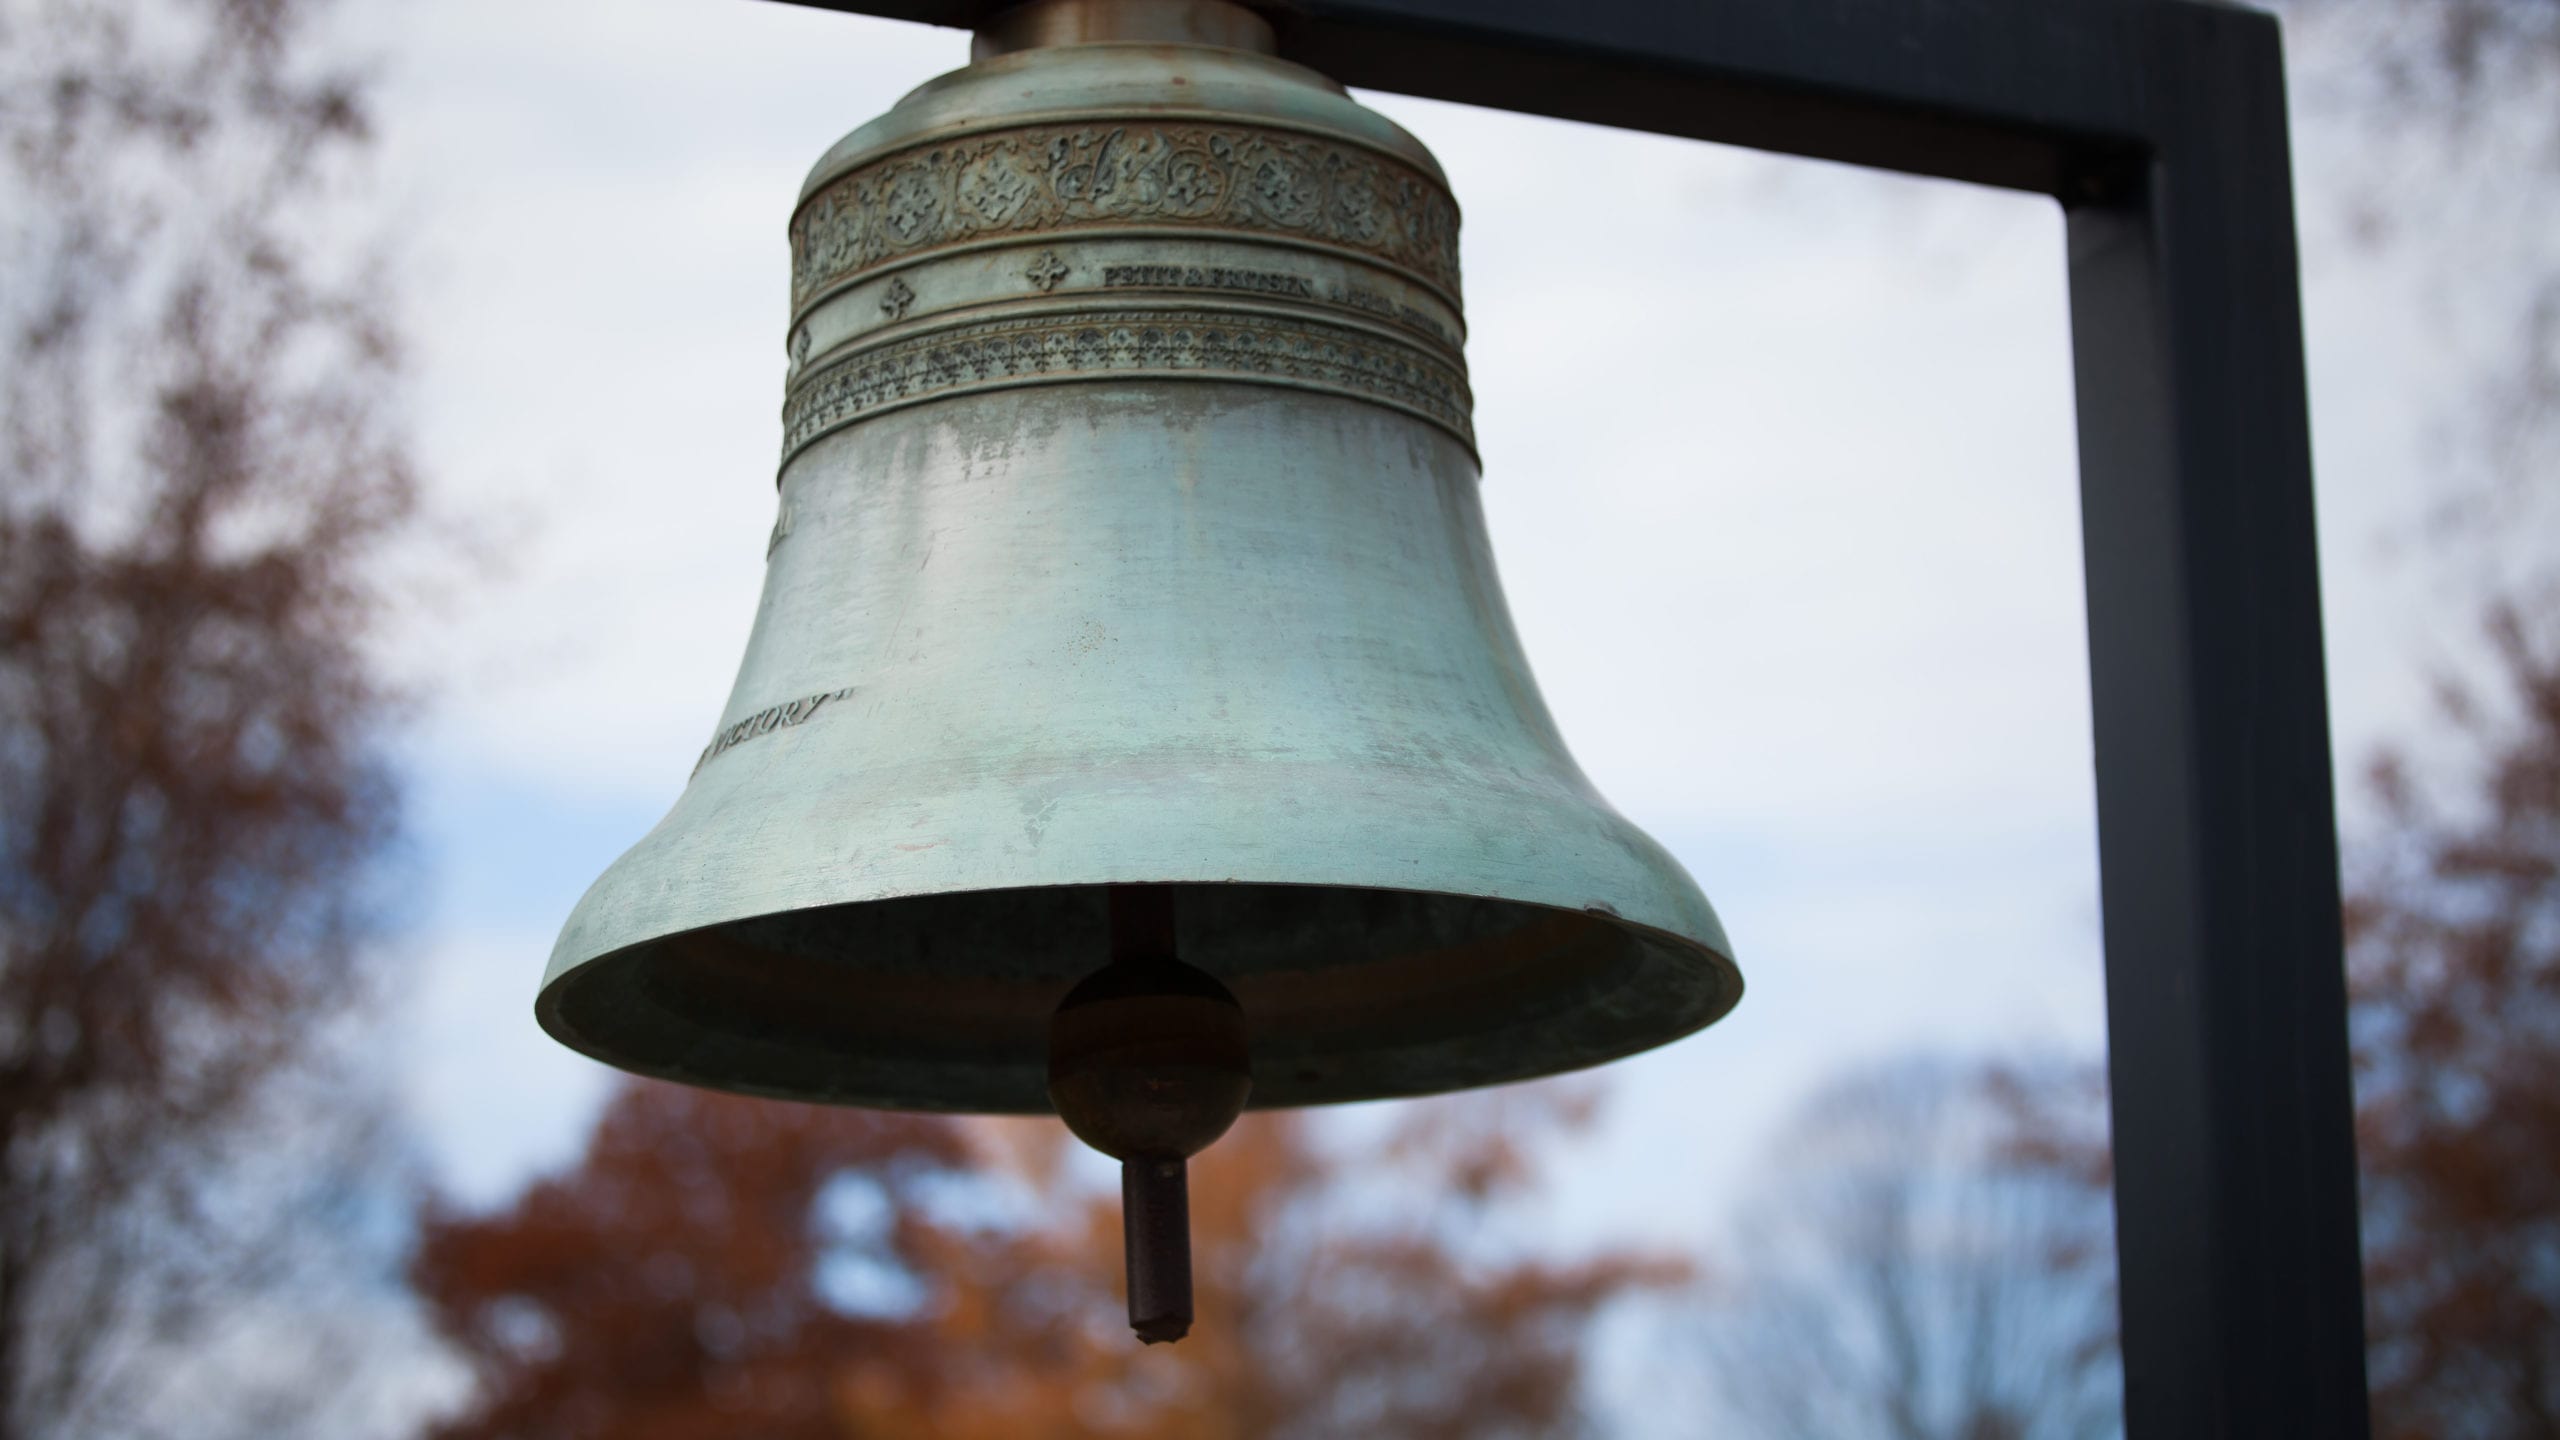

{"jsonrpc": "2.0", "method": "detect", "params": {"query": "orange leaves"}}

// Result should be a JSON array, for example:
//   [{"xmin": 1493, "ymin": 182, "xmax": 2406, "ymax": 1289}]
[
  {"xmin": 418, "ymin": 1078, "xmax": 1673, "ymax": 1439},
  {"xmin": 414, "ymin": 1082, "xmax": 966, "ymax": 1440}
]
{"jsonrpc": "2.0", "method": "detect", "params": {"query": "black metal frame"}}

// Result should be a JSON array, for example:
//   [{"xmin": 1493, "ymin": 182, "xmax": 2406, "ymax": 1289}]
[{"xmin": 763, "ymin": 0, "xmax": 2373, "ymax": 1431}]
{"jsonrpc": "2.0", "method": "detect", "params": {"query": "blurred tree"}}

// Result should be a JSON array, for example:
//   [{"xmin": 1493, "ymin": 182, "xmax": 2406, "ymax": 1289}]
[
  {"xmin": 0, "ymin": 0, "xmax": 417, "ymax": 1435},
  {"xmin": 1993, "ymin": 603, "xmax": 2560, "ymax": 1439},
  {"xmin": 2258, "ymin": 2, "xmax": 2560, "ymax": 1430},
  {"xmin": 2293, "ymin": 0, "xmax": 2558, "ymax": 115},
  {"xmin": 2282, "ymin": 0, "xmax": 2560, "ymax": 572},
  {"xmin": 417, "ymin": 1078, "xmax": 1678, "ymax": 1440},
  {"xmin": 2348, "ymin": 603, "xmax": 2560, "ymax": 1438},
  {"xmin": 1692, "ymin": 1059, "xmax": 2120, "ymax": 1440},
  {"xmin": 412, "ymin": 1083, "xmax": 968, "ymax": 1440}
]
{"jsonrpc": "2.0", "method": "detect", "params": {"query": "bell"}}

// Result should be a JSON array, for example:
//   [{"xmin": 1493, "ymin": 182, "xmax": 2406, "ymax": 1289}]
[{"xmin": 539, "ymin": 0, "xmax": 1740, "ymax": 1340}]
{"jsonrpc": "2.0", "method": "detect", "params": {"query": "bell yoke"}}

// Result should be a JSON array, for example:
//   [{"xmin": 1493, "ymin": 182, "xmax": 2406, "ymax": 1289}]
[{"xmin": 536, "ymin": 0, "xmax": 1742, "ymax": 1344}]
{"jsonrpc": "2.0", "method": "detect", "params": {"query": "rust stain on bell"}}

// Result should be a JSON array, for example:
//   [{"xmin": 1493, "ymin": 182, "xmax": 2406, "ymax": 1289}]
[{"xmin": 537, "ymin": 0, "xmax": 1741, "ymax": 1343}]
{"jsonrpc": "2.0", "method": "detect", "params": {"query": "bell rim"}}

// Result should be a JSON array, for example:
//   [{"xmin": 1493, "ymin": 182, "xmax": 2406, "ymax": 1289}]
[{"xmin": 535, "ymin": 876, "xmax": 1740, "ymax": 1116}]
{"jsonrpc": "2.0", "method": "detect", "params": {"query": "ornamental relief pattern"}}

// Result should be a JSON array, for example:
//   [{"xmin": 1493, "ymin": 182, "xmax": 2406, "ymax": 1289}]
[
  {"xmin": 779, "ymin": 309, "xmax": 1474, "ymax": 464},
  {"xmin": 791, "ymin": 124, "xmax": 1463, "ymax": 308}
]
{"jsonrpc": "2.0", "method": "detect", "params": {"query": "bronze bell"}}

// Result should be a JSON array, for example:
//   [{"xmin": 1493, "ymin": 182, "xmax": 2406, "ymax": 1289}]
[{"xmin": 538, "ymin": 0, "xmax": 1741, "ymax": 1343}]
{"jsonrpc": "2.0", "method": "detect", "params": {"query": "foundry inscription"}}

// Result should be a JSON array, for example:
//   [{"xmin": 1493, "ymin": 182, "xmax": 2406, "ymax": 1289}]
[
  {"xmin": 1102, "ymin": 263, "xmax": 1315, "ymax": 299},
  {"xmin": 694, "ymin": 687, "xmax": 855, "ymax": 774}
]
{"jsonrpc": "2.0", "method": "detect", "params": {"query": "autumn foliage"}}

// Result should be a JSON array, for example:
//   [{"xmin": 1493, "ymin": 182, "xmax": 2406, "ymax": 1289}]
[
  {"xmin": 1988, "ymin": 598, "xmax": 2560, "ymax": 1439},
  {"xmin": 416, "ymin": 1079, "xmax": 1679, "ymax": 1439},
  {"xmin": 0, "ymin": 0, "xmax": 415, "ymax": 1432},
  {"xmin": 2348, "ymin": 605, "xmax": 2560, "ymax": 1437},
  {"xmin": 414, "ymin": 1084, "xmax": 968, "ymax": 1440}
]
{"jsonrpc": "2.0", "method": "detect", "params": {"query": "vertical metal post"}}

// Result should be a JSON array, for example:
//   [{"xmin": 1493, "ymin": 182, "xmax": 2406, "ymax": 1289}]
[{"xmin": 2066, "ymin": 8, "xmax": 2370, "ymax": 1435}]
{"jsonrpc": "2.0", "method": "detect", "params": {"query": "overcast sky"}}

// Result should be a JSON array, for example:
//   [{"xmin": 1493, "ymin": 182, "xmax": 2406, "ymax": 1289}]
[{"xmin": 352, "ymin": 0, "xmax": 2522, "ymax": 1427}]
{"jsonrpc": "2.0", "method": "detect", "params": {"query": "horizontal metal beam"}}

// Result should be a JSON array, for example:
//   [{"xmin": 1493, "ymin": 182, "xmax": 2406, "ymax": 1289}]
[
  {"xmin": 760, "ymin": 0, "xmax": 2162, "ymax": 192},
  {"xmin": 1268, "ymin": 0, "xmax": 2156, "ymax": 193}
]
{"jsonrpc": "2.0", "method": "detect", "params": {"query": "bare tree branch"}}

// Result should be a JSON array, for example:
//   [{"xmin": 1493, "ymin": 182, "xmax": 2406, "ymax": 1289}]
[
  {"xmin": 0, "ymin": 0, "xmax": 418, "ymax": 1434},
  {"xmin": 1690, "ymin": 1057, "xmax": 2120, "ymax": 1440}
]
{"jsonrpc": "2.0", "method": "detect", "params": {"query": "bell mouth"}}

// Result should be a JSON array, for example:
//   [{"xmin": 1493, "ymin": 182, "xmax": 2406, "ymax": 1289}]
[{"xmin": 536, "ymin": 881, "xmax": 1739, "ymax": 1113}]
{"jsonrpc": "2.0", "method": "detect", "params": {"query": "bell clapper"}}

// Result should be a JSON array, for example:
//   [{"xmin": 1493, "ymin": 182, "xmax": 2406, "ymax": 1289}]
[{"xmin": 1046, "ymin": 885, "xmax": 1252, "ymax": 1344}]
